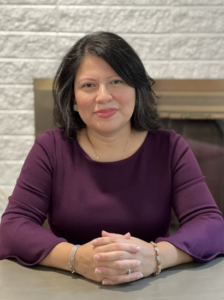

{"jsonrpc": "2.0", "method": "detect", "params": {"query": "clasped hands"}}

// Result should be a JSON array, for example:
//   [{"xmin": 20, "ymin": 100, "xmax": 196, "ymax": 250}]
[{"xmin": 74, "ymin": 230, "xmax": 157, "ymax": 285}]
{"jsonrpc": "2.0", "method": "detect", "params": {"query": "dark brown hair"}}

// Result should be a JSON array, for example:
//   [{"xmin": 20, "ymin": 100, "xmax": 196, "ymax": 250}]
[{"xmin": 53, "ymin": 31, "xmax": 160, "ymax": 139}]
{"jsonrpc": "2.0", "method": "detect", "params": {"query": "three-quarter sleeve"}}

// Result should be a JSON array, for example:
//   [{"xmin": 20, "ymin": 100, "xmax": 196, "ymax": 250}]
[
  {"xmin": 0, "ymin": 131, "xmax": 67, "ymax": 266},
  {"xmin": 156, "ymin": 132, "xmax": 224, "ymax": 262}
]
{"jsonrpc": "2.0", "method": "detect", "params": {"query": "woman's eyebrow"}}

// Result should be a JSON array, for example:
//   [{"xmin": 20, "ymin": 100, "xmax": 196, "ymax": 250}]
[
  {"xmin": 76, "ymin": 74, "xmax": 120, "ymax": 84},
  {"xmin": 76, "ymin": 77, "xmax": 96, "ymax": 84}
]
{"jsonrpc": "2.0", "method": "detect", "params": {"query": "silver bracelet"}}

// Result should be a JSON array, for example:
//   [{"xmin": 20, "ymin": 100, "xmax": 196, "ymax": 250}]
[{"xmin": 68, "ymin": 244, "xmax": 80, "ymax": 274}]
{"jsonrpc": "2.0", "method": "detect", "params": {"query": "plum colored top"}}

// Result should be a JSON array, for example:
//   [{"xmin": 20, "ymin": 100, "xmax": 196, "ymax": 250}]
[{"xmin": 0, "ymin": 129, "xmax": 224, "ymax": 265}]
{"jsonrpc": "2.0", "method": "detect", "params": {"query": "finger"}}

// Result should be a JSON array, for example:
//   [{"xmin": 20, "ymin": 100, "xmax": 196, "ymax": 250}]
[
  {"xmin": 95, "ymin": 263, "xmax": 140, "ymax": 276},
  {"xmin": 102, "ymin": 230, "xmax": 131, "ymax": 239},
  {"xmin": 92, "ymin": 236, "xmax": 135, "ymax": 247},
  {"xmin": 94, "ymin": 250, "xmax": 141, "ymax": 262},
  {"xmin": 95, "ymin": 267, "xmax": 127, "ymax": 276},
  {"xmin": 93, "ymin": 243, "xmax": 140, "ymax": 255},
  {"xmin": 124, "ymin": 232, "xmax": 131, "ymax": 239},
  {"xmin": 102, "ymin": 272, "xmax": 143, "ymax": 285},
  {"xmin": 95, "ymin": 258, "xmax": 141, "ymax": 270},
  {"xmin": 101, "ymin": 230, "xmax": 116, "ymax": 237}
]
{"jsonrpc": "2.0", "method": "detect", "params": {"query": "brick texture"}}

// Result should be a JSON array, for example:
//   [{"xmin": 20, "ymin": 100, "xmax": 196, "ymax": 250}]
[
  {"xmin": 144, "ymin": 62, "xmax": 171, "ymax": 78},
  {"xmin": 171, "ymin": 37, "xmax": 224, "ymax": 60},
  {"xmin": 0, "ymin": 87, "xmax": 34, "ymax": 110},
  {"xmin": 0, "ymin": 162, "xmax": 23, "ymax": 185},
  {"xmin": 0, "ymin": 7, "xmax": 56, "ymax": 31},
  {"xmin": 58, "ymin": 7, "xmax": 171, "ymax": 33},
  {"xmin": 0, "ymin": 186, "xmax": 13, "ymax": 199},
  {"xmin": 58, "ymin": 0, "xmax": 171, "ymax": 5},
  {"xmin": 0, "ymin": 0, "xmax": 56, "ymax": 3},
  {"xmin": 121, "ymin": 35, "xmax": 170, "ymax": 60},
  {"xmin": 170, "ymin": 62, "xmax": 224, "ymax": 78},
  {"xmin": 0, "ymin": 112, "xmax": 34, "ymax": 135},
  {"xmin": 0, "ymin": 35, "xmax": 57, "ymax": 58},
  {"xmin": 0, "ymin": 60, "xmax": 58, "ymax": 84},
  {"xmin": 0, "ymin": 136, "xmax": 34, "ymax": 160},
  {"xmin": 172, "ymin": 0, "xmax": 224, "ymax": 5},
  {"xmin": 0, "ymin": 192, "xmax": 8, "ymax": 218},
  {"xmin": 172, "ymin": 8, "xmax": 224, "ymax": 32}
]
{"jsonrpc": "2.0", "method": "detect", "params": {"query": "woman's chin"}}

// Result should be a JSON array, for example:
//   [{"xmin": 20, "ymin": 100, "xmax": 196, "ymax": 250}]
[{"xmin": 92, "ymin": 122, "xmax": 131, "ymax": 136}]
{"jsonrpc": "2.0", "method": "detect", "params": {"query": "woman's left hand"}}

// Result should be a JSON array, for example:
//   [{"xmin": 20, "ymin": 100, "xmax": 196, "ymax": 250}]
[{"xmin": 92, "ymin": 231, "xmax": 157, "ymax": 285}]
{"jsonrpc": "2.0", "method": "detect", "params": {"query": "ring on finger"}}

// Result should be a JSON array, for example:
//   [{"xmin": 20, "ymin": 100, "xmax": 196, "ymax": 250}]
[{"xmin": 126, "ymin": 269, "xmax": 131, "ymax": 275}]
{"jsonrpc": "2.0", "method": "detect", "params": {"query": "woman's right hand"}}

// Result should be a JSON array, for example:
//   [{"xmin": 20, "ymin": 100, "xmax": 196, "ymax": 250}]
[{"xmin": 74, "ymin": 241, "xmax": 103, "ymax": 282}]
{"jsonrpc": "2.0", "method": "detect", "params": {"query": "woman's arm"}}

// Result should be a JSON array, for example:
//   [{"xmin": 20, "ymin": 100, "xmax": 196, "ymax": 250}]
[
  {"xmin": 156, "ymin": 132, "xmax": 224, "ymax": 261},
  {"xmin": 0, "ymin": 131, "xmax": 66, "ymax": 265},
  {"xmin": 158, "ymin": 241, "xmax": 193, "ymax": 269},
  {"xmin": 39, "ymin": 235, "xmax": 142, "ymax": 284},
  {"xmin": 39, "ymin": 242, "xmax": 74, "ymax": 272}
]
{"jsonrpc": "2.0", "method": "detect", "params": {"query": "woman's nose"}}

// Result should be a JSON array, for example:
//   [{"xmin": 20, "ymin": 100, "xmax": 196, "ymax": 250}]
[{"xmin": 95, "ymin": 84, "xmax": 113, "ymax": 103}]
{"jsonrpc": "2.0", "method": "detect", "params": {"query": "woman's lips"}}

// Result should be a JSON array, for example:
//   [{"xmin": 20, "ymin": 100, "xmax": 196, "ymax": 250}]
[{"xmin": 95, "ymin": 108, "xmax": 117, "ymax": 118}]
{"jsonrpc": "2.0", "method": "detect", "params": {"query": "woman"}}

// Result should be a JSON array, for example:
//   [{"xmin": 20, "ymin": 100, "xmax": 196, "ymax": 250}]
[{"xmin": 0, "ymin": 32, "xmax": 224, "ymax": 286}]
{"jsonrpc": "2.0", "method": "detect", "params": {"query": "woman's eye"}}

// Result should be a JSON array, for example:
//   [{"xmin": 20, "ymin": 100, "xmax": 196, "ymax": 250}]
[
  {"xmin": 83, "ymin": 83, "xmax": 94, "ymax": 88},
  {"xmin": 112, "ymin": 79, "xmax": 122, "ymax": 84}
]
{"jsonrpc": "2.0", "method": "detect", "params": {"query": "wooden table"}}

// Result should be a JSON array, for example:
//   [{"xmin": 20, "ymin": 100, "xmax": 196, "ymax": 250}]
[{"xmin": 0, "ymin": 257, "xmax": 224, "ymax": 300}]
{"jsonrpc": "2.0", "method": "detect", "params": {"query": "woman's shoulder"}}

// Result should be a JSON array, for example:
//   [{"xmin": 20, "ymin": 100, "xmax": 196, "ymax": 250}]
[
  {"xmin": 34, "ymin": 129, "xmax": 75, "ymax": 160},
  {"xmin": 148, "ymin": 128, "xmax": 182, "ymax": 144},
  {"xmin": 145, "ymin": 128, "xmax": 189, "ymax": 157},
  {"xmin": 30, "ymin": 129, "xmax": 76, "ymax": 167},
  {"xmin": 35, "ymin": 128, "xmax": 69, "ymax": 147}
]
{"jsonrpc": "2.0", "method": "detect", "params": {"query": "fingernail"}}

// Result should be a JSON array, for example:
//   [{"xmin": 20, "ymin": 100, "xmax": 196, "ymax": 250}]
[
  {"xmin": 94, "ymin": 254, "xmax": 100, "ymax": 261},
  {"xmin": 137, "ymin": 273, "xmax": 143, "ymax": 279},
  {"xmin": 102, "ymin": 280, "xmax": 109, "ymax": 285},
  {"xmin": 136, "ymin": 260, "xmax": 141, "ymax": 266},
  {"xmin": 92, "ymin": 239, "xmax": 97, "ymax": 245},
  {"xmin": 95, "ymin": 268, "xmax": 102, "ymax": 274},
  {"xmin": 135, "ymin": 246, "xmax": 141, "ymax": 251}
]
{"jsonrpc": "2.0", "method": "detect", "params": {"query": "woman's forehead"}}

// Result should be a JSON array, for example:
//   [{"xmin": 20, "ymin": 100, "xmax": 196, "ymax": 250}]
[{"xmin": 75, "ymin": 56, "xmax": 118, "ymax": 82}]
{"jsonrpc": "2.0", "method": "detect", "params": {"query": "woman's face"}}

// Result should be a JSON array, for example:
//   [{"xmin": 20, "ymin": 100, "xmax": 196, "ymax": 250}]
[{"xmin": 74, "ymin": 55, "xmax": 136, "ymax": 135}]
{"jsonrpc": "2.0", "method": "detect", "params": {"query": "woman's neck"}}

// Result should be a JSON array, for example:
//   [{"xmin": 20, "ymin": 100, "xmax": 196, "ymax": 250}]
[
  {"xmin": 84, "ymin": 126, "xmax": 132, "ymax": 162},
  {"xmin": 77, "ymin": 127, "xmax": 148, "ymax": 163}
]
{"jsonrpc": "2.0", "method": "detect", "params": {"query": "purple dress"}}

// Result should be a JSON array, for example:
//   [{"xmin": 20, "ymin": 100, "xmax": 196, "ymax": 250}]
[{"xmin": 0, "ymin": 129, "xmax": 224, "ymax": 265}]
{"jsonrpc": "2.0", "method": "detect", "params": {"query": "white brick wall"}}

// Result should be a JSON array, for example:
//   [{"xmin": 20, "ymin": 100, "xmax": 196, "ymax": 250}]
[{"xmin": 0, "ymin": 0, "xmax": 224, "ymax": 215}]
